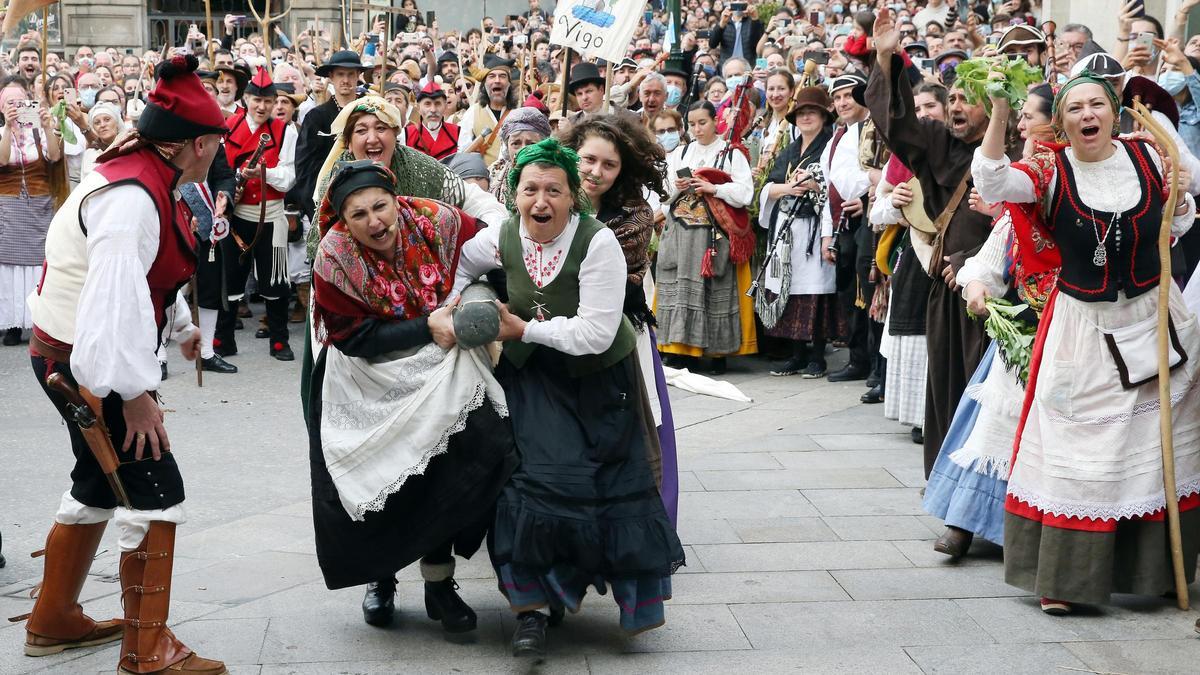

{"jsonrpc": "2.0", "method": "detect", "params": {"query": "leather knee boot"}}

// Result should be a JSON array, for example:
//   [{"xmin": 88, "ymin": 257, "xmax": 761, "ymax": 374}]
[
  {"xmin": 117, "ymin": 522, "xmax": 226, "ymax": 675},
  {"xmin": 24, "ymin": 521, "xmax": 122, "ymax": 656}
]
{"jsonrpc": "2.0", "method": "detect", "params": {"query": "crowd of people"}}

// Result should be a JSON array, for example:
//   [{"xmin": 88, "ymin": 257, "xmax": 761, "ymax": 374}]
[{"xmin": 6, "ymin": 0, "xmax": 1200, "ymax": 672}]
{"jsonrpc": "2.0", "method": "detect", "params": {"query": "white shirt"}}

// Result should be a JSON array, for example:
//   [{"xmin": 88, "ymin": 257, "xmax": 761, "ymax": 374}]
[
  {"xmin": 820, "ymin": 121, "xmax": 873, "ymax": 237},
  {"xmin": 72, "ymin": 184, "xmax": 197, "ymax": 400},
  {"xmin": 247, "ymin": 117, "xmax": 298, "ymax": 194},
  {"xmin": 453, "ymin": 214, "xmax": 628, "ymax": 356},
  {"xmin": 456, "ymin": 105, "xmax": 503, "ymax": 153},
  {"xmin": 665, "ymin": 137, "xmax": 754, "ymax": 207},
  {"xmin": 462, "ymin": 181, "xmax": 508, "ymax": 229},
  {"xmin": 971, "ymin": 143, "xmax": 1195, "ymax": 238}
]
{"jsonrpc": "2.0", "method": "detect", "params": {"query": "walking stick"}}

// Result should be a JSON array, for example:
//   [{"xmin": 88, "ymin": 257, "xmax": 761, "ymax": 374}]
[
  {"xmin": 191, "ymin": 276, "xmax": 203, "ymax": 388},
  {"xmin": 1128, "ymin": 101, "xmax": 1189, "ymax": 611}
]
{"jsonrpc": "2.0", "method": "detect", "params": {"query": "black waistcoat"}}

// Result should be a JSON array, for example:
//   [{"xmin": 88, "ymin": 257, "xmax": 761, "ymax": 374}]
[{"xmin": 1049, "ymin": 140, "xmax": 1164, "ymax": 302}]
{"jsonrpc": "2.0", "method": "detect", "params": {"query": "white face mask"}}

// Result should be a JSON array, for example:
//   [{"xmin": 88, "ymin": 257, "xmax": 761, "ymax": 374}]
[{"xmin": 657, "ymin": 130, "xmax": 681, "ymax": 151}]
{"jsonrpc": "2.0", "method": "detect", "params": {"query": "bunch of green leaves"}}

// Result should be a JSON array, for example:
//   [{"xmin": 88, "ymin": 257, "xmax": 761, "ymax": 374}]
[
  {"xmin": 49, "ymin": 101, "xmax": 77, "ymax": 145},
  {"xmin": 954, "ymin": 56, "xmax": 1044, "ymax": 114},
  {"xmin": 756, "ymin": 2, "xmax": 780, "ymax": 24},
  {"xmin": 974, "ymin": 297, "xmax": 1037, "ymax": 385}
]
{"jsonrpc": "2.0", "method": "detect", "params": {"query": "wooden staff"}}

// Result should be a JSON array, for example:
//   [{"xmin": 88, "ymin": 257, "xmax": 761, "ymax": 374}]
[
  {"xmin": 559, "ymin": 47, "xmax": 572, "ymax": 117},
  {"xmin": 40, "ymin": 5, "xmax": 48, "ymax": 83},
  {"xmin": 1129, "ymin": 101, "xmax": 1189, "ymax": 611},
  {"xmin": 205, "ymin": 0, "xmax": 215, "ymax": 64},
  {"xmin": 191, "ymin": 277, "xmax": 203, "ymax": 387},
  {"xmin": 602, "ymin": 61, "xmax": 614, "ymax": 114}
]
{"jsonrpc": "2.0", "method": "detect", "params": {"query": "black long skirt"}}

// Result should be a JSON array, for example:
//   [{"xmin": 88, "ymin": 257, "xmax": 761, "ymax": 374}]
[{"xmin": 307, "ymin": 347, "xmax": 519, "ymax": 589}]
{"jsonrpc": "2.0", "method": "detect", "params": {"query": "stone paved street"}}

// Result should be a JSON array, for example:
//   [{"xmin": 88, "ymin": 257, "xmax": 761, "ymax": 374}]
[{"xmin": 3, "ymin": 332, "xmax": 1200, "ymax": 674}]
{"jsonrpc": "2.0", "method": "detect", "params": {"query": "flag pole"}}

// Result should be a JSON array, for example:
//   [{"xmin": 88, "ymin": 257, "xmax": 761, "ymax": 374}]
[{"xmin": 205, "ymin": 0, "xmax": 215, "ymax": 64}]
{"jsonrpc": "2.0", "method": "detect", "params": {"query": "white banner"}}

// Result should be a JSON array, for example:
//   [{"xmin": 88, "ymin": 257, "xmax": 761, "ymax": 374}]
[{"xmin": 549, "ymin": 0, "xmax": 647, "ymax": 64}]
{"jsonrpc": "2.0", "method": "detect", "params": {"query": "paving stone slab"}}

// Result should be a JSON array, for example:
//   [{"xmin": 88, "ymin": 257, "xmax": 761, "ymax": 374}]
[
  {"xmin": 831, "ymin": 567, "xmax": 1028, "ymax": 601},
  {"xmin": 259, "ymin": 610, "xmax": 507, "ymax": 663},
  {"xmin": 497, "ymin": 603, "xmax": 750, "ymax": 655},
  {"xmin": 177, "ymin": 514, "xmax": 315, "ymax": 560},
  {"xmin": 692, "ymin": 541, "xmax": 913, "ymax": 572},
  {"xmin": 810, "ymin": 433, "xmax": 917, "ymax": 451},
  {"xmin": 885, "ymin": 465, "xmax": 930, "ymax": 489},
  {"xmin": 171, "ymin": 551, "xmax": 323, "ymax": 606},
  {"xmin": 821, "ymin": 516, "xmax": 941, "ymax": 542},
  {"xmin": 677, "ymin": 490, "xmax": 819, "ymax": 519},
  {"xmin": 696, "ymin": 468, "xmax": 903, "ymax": 491},
  {"xmin": 683, "ymin": 452, "xmax": 785, "ymax": 471},
  {"xmin": 677, "ymin": 471, "xmax": 705, "ymax": 492},
  {"xmin": 1062, "ymin": 638, "xmax": 1200, "ymax": 674},
  {"xmin": 675, "ymin": 518, "xmax": 743, "ymax": 545},
  {"xmin": 726, "ymin": 517, "xmax": 839, "ymax": 543},
  {"xmin": 771, "ymin": 448, "xmax": 917, "ymax": 470},
  {"xmin": 585, "ymin": 646, "xmax": 923, "ymax": 674},
  {"xmin": 667, "ymin": 571, "xmax": 849, "ymax": 604},
  {"xmin": 955, "ymin": 596, "xmax": 1199, "ymax": 644},
  {"xmin": 890, "ymin": 539, "xmax": 1006, "ymax": 569},
  {"xmin": 260, "ymin": 657, "xmax": 590, "ymax": 674},
  {"xmin": 801, "ymin": 488, "xmax": 925, "ymax": 516},
  {"xmin": 731, "ymin": 599, "xmax": 996, "ymax": 649},
  {"xmin": 903, "ymin": 643, "xmax": 1089, "ymax": 674}
]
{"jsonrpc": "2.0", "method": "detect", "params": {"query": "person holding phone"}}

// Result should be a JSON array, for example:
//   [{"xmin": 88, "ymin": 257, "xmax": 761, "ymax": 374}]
[
  {"xmin": 711, "ymin": 1, "xmax": 764, "ymax": 65},
  {"xmin": 0, "ymin": 77, "xmax": 62, "ymax": 347}
]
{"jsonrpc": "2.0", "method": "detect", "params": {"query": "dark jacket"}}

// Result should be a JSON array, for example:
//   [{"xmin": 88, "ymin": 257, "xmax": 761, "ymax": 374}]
[
  {"xmin": 709, "ymin": 17, "xmax": 763, "ymax": 65},
  {"xmin": 294, "ymin": 98, "xmax": 342, "ymax": 219}
]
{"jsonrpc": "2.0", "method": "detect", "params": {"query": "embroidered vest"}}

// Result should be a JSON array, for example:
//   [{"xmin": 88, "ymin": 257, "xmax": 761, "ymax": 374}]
[
  {"xmin": 1049, "ymin": 140, "xmax": 1163, "ymax": 302},
  {"xmin": 499, "ymin": 215, "xmax": 637, "ymax": 377},
  {"xmin": 31, "ymin": 147, "xmax": 196, "ymax": 344},
  {"xmin": 405, "ymin": 122, "xmax": 460, "ymax": 161},
  {"xmin": 225, "ymin": 109, "xmax": 287, "ymax": 205}
]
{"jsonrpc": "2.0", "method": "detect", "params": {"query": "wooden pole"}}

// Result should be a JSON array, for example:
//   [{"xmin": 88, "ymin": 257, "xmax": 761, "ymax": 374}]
[
  {"xmin": 559, "ymin": 47, "xmax": 571, "ymax": 117},
  {"xmin": 602, "ymin": 61, "xmax": 614, "ymax": 114},
  {"xmin": 40, "ymin": 5, "xmax": 48, "ymax": 84},
  {"xmin": 191, "ymin": 278, "xmax": 203, "ymax": 387},
  {"xmin": 1130, "ymin": 101, "xmax": 1189, "ymax": 611},
  {"xmin": 377, "ymin": 5, "xmax": 387, "ymax": 96},
  {"xmin": 205, "ymin": 0, "xmax": 215, "ymax": 65}
]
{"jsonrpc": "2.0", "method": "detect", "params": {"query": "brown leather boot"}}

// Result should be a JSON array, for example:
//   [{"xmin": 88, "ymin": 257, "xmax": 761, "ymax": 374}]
[
  {"xmin": 289, "ymin": 283, "xmax": 309, "ymax": 324},
  {"xmin": 933, "ymin": 526, "xmax": 974, "ymax": 560},
  {"xmin": 24, "ymin": 521, "xmax": 123, "ymax": 656},
  {"xmin": 117, "ymin": 522, "xmax": 226, "ymax": 675}
]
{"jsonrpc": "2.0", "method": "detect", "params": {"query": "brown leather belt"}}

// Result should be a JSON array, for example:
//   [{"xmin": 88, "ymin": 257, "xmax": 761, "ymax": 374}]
[{"xmin": 31, "ymin": 332, "xmax": 72, "ymax": 365}]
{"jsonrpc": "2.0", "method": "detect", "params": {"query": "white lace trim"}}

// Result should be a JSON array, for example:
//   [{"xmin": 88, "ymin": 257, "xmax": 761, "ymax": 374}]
[
  {"xmin": 948, "ymin": 444, "xmax": 1012, "ymax": 481},
  {"xmin": 947, "ymin": 378, "xmax": 1020, "ymax": 480},
  {"xmin": 1007, "ymin": 475, "xmax": 1200, "ymax": 521},
  {"xmin": 1045, "ymin": 390, "xmax": 1189, "ymax": 426},
  {"xmin": 348, "ymin": 386, "xmax": 509, "ymax": 522}
]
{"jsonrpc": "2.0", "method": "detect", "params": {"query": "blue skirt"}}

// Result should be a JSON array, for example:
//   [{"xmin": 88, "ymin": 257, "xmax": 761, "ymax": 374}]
[{"xmin": 922, "ymin": 342, "xmax": 1008, "ymax": 546}]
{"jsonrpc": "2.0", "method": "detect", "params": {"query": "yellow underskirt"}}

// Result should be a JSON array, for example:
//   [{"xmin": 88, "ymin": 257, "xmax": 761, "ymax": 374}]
[{"xmin": 655, "ymin": 260, "xmax": 759, "ymax": 358}]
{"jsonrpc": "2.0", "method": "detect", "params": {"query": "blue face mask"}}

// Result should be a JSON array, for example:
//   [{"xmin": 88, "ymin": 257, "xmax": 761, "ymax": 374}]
[
  {"xmin": 1160, "ymin": 70, "xmax": 1188, "ymax": 96},
  {"xmin": 831, "ymin": 3, "xmax": 844, "ymax": 13},
  {"xmin": 701, "ymin": 65, "xmax": 716, "ymax": 77},
  {"xmin": 657, "ymin": 130, "xmax": 681, "ymax": 151},
  {"xmin": 79, "ymin": 88, "xmax": 98, "ymax": 108},
  {"xmin": 725, "ymin": 75, "xmax": 746, "ymax": 89},
  {"xmin": 666, "ymin": 84, "xmax": 683, "ymax": 107}
]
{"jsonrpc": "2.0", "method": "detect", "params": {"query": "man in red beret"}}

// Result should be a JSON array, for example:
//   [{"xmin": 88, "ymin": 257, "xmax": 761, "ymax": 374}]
[
  {"xmin": 406, "ymin": 81, "xmax": 461, "ymax": 161},
  {"xmin": 25, "ymin": 54, "xmax": 227, "ymax": 675}
]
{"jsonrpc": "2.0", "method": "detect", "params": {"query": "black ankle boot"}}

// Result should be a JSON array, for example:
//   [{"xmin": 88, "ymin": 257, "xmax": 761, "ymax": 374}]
[
  {"xmin": 362, "ymin": 578, "xmax": 396, "ymax": 626},
  {"xmin": 511, "ymin": 611, "xmax": 547, "ymax": 656},
  {"xmin": 424, "ymin": 578, "xmax": 477, "ymax": 634}
]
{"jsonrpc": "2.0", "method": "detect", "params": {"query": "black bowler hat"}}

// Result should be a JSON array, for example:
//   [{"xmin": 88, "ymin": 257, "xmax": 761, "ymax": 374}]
[
  {"xmin": 315, "ymin": 50, "xmax": 371, "ymax": 77},
  {"xmin": 568, "ymin": 62, "xmax": 605, "ymax": 93}
]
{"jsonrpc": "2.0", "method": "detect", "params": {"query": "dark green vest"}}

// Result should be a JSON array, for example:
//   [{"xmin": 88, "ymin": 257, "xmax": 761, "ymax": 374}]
[{"xmin": 500, "ymin": 214, "xmax": 637, "ymax": 377}]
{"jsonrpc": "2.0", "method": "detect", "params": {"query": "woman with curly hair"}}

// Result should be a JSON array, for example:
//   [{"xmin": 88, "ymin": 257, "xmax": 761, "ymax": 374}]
[
  {"xmin": 454, "ymin": 138, "xmax": 684, "ymax": 654},
  {"xmin": 559, "ymin": 114, "xmax": 679, "ymax": 523}
]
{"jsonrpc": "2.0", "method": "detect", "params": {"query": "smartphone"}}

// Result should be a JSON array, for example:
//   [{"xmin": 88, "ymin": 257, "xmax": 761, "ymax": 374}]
[
  {"xmin": 125, "ymin": 48, "xmax": 133, "ymax": 55},
  {"xmin": 366, "ymin": 34, "xmax": 380, "ymax": 45},
  {"xmin": 645, "ymin": 10, "xmax": 653, "ymax": 23},
  {"xmin": 232, "ymin": 15, "xmax": 247, "ymax": 26},
  {"xmin": 755, "ymin": 57, "xmax": 768, "ymax": 69},
  {"xmin": 731, "ymin": 2, "xmax": 748, "ymax": 12},
  {"xmin": 488, "ymin": 34, "xmax": 501, "ymax": 44},
  {"xmin": 806, "ymin": 50, "xmax": 830, "ymax": 65},
  {"xmin": 1132, "ymin": 0, "xmax": 1145, "ymax": 18},
  {"xmin": 400, "ymin": 32, "xmax": 421, "ymax": 44},
  {"xmin": 957, "ymin": 0, "xmax": 971, "ymax": 24},
  {"xmin": 16, "ymin": 100, "xmax": 38, "ymax": 129},
  {"xmin": 426, "ymin": 11, "xmax": 436, "ymax": 26},
  {"xmin": 1134, "ymin": 31, "xmax": 1155, "ymax": 53},
  {"xmin": 63, "ymin": 88, "xmax": 77, "ymax": 106},
  {"xmin": 513, "ymin": 33, "xmax": 528, "ymax": 46},
  {"xmin": 698, "ymin": 29, "xmax": 710, "ymax": 40},
  {"xmin": 676, "ymin": 168, "xmax": 693, "ymax": 179},
  {"xmin": 808, "ymin": 10, "xmax": 821, "ymax": 26}
]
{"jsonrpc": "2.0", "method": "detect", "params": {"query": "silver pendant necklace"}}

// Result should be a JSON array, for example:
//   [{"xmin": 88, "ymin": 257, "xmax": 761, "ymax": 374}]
[{"xmin": 1085, "ymin": 208, "xmax": 1119, "ymax": 267}]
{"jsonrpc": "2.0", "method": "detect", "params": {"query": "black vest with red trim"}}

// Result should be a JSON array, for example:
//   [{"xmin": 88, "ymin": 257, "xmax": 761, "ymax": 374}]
[
  {"xmin": 405, "ymin": 122, "xmax": 460, "ymax": 161},
  {"xmin": 1049, "ymin": 140, "xmax": 1163, "ymax": 303},
  {"xmin": 96, "ymin": 148, "xmax": 197, "ymax": 332},
  {"xmin": 225, "ymin": 109, "xmax": 287, "ymax": 205}
]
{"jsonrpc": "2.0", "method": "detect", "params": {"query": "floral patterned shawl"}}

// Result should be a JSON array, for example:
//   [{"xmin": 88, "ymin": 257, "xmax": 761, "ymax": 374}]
[{"xmin": 312, "ymin": 196, "xmax": 474, "ymax": 344}]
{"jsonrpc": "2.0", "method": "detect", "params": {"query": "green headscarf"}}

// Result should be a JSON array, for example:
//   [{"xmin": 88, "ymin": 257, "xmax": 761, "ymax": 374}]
[
  {"xmin": 505, "ymin": 137, "xmax": 592, "ymax": 214},
  {"xmin": 1052, "ymin": 71, "xmax": 1121, "ymax": 119}
]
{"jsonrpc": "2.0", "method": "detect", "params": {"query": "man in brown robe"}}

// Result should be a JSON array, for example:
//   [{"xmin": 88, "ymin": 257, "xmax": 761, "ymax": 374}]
[{"xmin": 865, "ymin": 14, "xmax": 1015, "ymax": 476}]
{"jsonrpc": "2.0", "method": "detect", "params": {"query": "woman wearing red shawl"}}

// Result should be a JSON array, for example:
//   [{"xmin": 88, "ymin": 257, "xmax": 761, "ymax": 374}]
[
  {"xmin": 974, "ymin": 73, "xmax": 1200, "ymax": 615},
  {"xmin": 306, "ymin": 161, "xmax": 517, "ymax": 636}
]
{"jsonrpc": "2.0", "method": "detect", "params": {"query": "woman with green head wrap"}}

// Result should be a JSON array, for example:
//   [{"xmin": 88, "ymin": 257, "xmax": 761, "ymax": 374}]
[
  {"xmin": 972, "ymin": 71, "xmax": 1200, "ymax": 616},
  {"xmin": 453, "ymin": 138, "xmax": 685, "ymax": 654}
]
